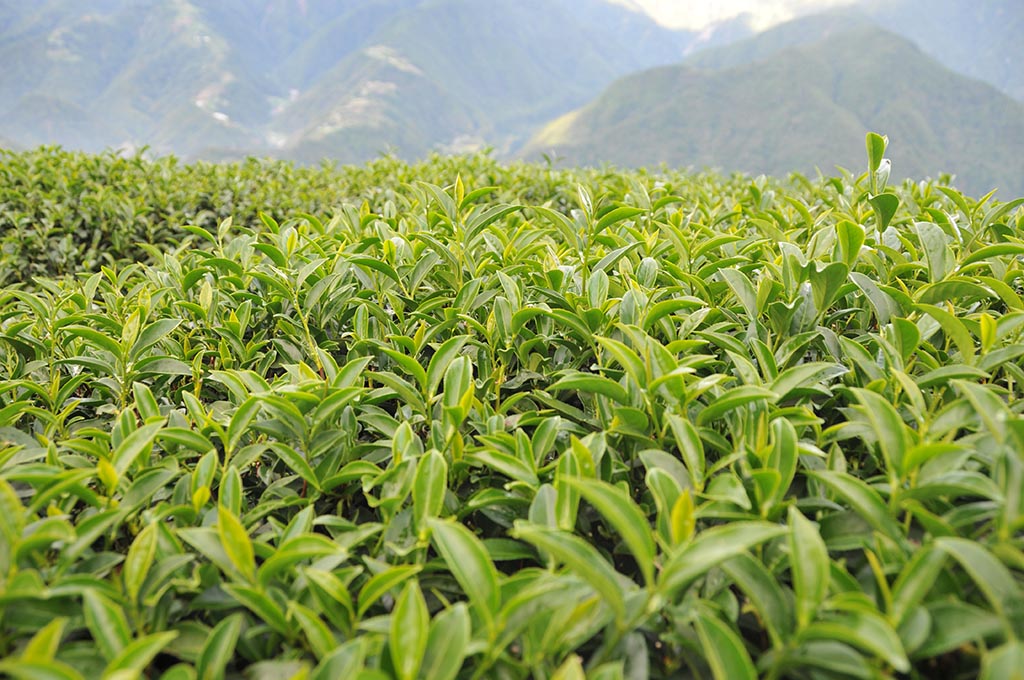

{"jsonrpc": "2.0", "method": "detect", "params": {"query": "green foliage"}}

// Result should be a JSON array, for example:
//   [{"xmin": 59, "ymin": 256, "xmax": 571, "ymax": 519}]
[{"xmin": 1, "ymin": 139, "xmax": 1023, "ymax": 678}]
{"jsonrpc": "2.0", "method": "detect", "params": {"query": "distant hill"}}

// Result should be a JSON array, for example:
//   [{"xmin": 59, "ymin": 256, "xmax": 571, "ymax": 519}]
[
  {"xmin": 683, "ymin": 9, "xmax": 876, "ymax": 71},
  {"xmin": 0, "ymin": 0, "xmax": 718, "ymax": 162},
  {"xmin": 2, "ymin": 0, "xmax": 1019, "ymax": 176},
  {"xmin": 0, "ymin": 0, "xmax": 281, "ymax": 155},
  {"xmin": 865, "ymin": 0, "xmax": 1024, "ymax": 102},
  {"xmin": 685, "ymin": 1, "xmax": 1024, "ymax": 105},
  {"xmin": 270, "ymin": 0, "xmax": 707, "ymax": 163},
  {"xmin": 522, "ymin": 25, "xmax": 1024, "ymax": 197}
]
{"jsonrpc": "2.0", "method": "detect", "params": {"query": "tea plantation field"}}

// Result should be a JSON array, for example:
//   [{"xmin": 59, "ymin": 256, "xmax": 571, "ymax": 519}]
[{"xmin": 1, "ymin": 137, "xmax": 1023, "ymax": 679}]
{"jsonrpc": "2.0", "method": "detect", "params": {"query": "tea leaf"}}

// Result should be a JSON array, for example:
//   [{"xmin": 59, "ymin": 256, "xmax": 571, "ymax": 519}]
[
  {"xmin": 428, "ymin": 519, "xmax": 501, "ymax": 629},
  {"xmin": 217, "ymin": 505, "xmax": 256, "ymax": 584},
  {"xmin": 197, "ymin": 614, "xmax": 243, "ymax": 680},
  {"xmin": 661, "ymin": 522, "xmax": 787, "ymax": 597},
  {"xmin": 420, "ymin": 604, "xmax": 470, "ymax": 680},
  {"xmin": 390, "ymin": 581, "xmax": 429, "ymax": 680},
  {"xmin": 564, "ymin": 477, "xmax": 656, "ymax": 584},
  {"xmin": 788, "ymin": 507, "xmax": 829, "ymax": 629},
  {"xmin": 512, "ymin": 521, "xmax": 627, "ymax": 623},
  {"xmin": 695, "ymin": 607, "xmax": 757, "ymax": 680}
]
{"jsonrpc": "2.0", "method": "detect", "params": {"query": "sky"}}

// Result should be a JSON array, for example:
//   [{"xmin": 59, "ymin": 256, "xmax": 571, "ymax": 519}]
[{"xmin": 627, "ymin": 0, "xmax": 857, "ymax": 30}]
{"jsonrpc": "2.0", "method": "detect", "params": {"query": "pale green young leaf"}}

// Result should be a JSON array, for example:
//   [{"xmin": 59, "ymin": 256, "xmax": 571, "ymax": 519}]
[
  {"xmin": 866, "ymin": 132, "xmax": 887, "ymax": 175},
  {"xmin": 427, "ymin": 519, "xmax": 501, "ymax": 630},
  {"xmin": 869, "ymin": 193, "xmax": 899, "ymax": 232},
  {"xmin": 550, "ymin": 371, "xmax": 629, "ymax": 405},
  {"xmin": 382, "ymin": 348, "xmax": 427, "ymax": 391},
  {"xmin": 112, "ymin": 421, "xmax": 164, "ymax": 475},
  {"xmin": 564, "ymin": 477, "xmax": 656, "ymax": 585},
  {"xmin": 83, "ymin": 590, "xmax": 132, "ymax": 662},
  {"xmin": 197, "ymin": 614, "xmax": 242, "ymax": 680},
  {"xmin": 694, "ymin": 607, "xmax": 757, "ymax": 680},
  {"xmin": 357, "ymin": 565, "xmax": 423, "ymax": 618},
  {"xmin": 123, "ymin": 522, "xmax": 158, "ymax": 604},
  {"xmin": 420, "ymin": 604, "xmax": 470, "ymax": 680},
  {"xmin": 669, "ymin": 489, "xmax": 696, "ymax": 547},
  {"xmin": 289, "ymin": 602, "xmax": 336, "ymax": 661},
  {"xmin": 788, "ymin": 508, "xmax": 830, "ymax": 629},
  {"xmin": 311, "ymin": 640, "xmax": 365, "ymax": 680},
  {"xmin": 129, "ymin": 318, "xmax": 181, "ymax": 360},
  {"xmin": 226, "ymin": 396, "xmax": 261, "ymax": 454},
  {"xmin": 551, "ymin": 655, "xmax": 586, "ymax": 680},
  {"xmin": 511, "ymin": 521, "xmax": 627, "ymax": 623},
  {"xmin": 413, "ymin": 450, "xmax": 447, "ymax": 534},
  {"xmin": 718, "ymin": 268, "xmax": 758, "ymax": 320},
  {"xmin": 980, "ymin": 641, "xmax": 1024, "ymax": 680},
  {"xmin": 390, "ymin": 581, "xmax": 429, "ymax": 680},
  {"xmin": 425, "ymin": 335, "xmax": 470, "ymax": 400},
  {"xmin": 102, "ymin": 631, "xmax": 178, "ymax": 679},
  {"xmin": 660, "ymin": 522, "xmax": 787, "ymax": 597},
  {"xmin": 21, "ymin": 618, "xmax": 68, "ymax": 662},
  {"xmin": 0, "ymin": 659, "xmax": 85, "ymax": 680},
  {"xmin": 217, "ymin": 505, "xmax": 256, "ymax": 584},
  {"xmin": 223, "ymin": 584, "xmax": 290, "ymax": 634},
  {"xmin": 666, "ymin": 414, "xmax": 705, "ymax": 490},
  {"xmin": 555, "ymin": 450, "xmax": 581, "ymax": 531}
]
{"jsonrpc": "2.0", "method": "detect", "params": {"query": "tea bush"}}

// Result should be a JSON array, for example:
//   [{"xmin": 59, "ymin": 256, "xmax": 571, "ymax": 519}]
[
  {"xmin": 0, "ymin": 148, "xmax": 585, "ymax": 285},
  {"xmin": 1, "ymin": 135, "xmax": 1023, "ymax": 679}
]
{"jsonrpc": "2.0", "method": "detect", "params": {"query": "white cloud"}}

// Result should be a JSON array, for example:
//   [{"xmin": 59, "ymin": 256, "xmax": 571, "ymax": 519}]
[{"xmin": 629, "ymin": 0, "xmax": 858, "ymax": 31}]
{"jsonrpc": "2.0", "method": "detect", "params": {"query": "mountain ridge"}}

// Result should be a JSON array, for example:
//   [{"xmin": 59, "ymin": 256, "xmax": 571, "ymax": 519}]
[
  {"xmin": 0, "ymin": 0, "xmax": 1020, "ymax": 184},
  {"xmin": 522, "ymin": 24, "xmax": 1024, "ymax": 197},
  {"xmin": 0, "ymin": 0, "xmax": 713, "ymax": 162}
]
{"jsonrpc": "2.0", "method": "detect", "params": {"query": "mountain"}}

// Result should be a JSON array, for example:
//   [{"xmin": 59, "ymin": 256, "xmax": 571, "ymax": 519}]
[
  {"xmin": 0, "ymin": 0, "xmax": 714, "ymax": 162},
  {"xmin": 683, "ymin": 9, "xmax": 876, "ymax": 71},
  {"xmin": 0, "ymin": 0, "xmax": 285, "ymax": 155},
  {"xmin": 652, "ymin": 0, "xmax": 1024, "ymax": 105},
  {"xmin": 864, "ymin": 0, "xmax": 1024, "ymax": 102},
  {"xmin": 4, "ymin": 0, "xmax": 1016, "ymax": 177},
  {"xmin": 522, "ymin": 25, "xmax": 1024, "ymax": 197},
  {"xmin": 269, "ymin": 0, "xmax": 705, "ymax": 163}
]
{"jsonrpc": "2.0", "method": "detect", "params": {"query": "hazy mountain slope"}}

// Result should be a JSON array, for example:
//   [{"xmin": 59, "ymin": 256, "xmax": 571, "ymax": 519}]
[
  {"xmin": 272, "ymin": 0, "xmax": 420, "ymax": 90},
  {"xmin": 0, "ymin": 95, "xmax": 116, "ymax": 152},
  {"xmin": 373, "ymin": 0, "xmax": 689, "ymax": 131},
  {"xmin": 865, "ymin": 0, "xmax": 1023, "ymax": 102},
  {"xmin": 272, "ymin": 46, "xmax": 482, "ymax": 164},
  {"xmin": 684, "ymin": 8, "xmax": 874, "ymax": 71},
  {"xmin": 686, "ymin": 0, "xmax": 1024, "ymax": 103},
  {"xmin": 264, "ymin": 0, "xmax": 700, "ymax": 161},
  {"xmin": 0, "ymin": 1, "xmax": 282, "ymax": 154},
  {"xmin": 0, "ymin": 0, "xmax": 703, "ymax": 161},
  {"xmin": 523, "ymin": 27, "xmax": 1024, "ymax": 197},
  {"xmin": 189, "ymin": 0, "xmax": 364, "ymax": 80}
]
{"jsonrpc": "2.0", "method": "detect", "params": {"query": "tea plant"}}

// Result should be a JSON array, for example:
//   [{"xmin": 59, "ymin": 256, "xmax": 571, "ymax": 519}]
[{"xmin": 1, "ymin": 135, "xmax": 1023, "ymax": 679}]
